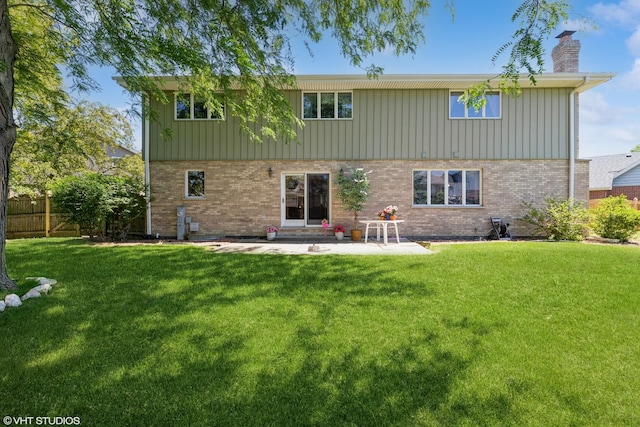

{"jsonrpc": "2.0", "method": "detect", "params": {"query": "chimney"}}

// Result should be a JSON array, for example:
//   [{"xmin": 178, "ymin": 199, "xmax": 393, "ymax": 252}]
[{"xmin": 551, "ymin": 30, "xmax": 580, "ymax": 72}]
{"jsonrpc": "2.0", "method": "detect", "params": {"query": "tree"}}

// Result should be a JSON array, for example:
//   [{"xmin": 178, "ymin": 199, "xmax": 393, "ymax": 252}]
[
  {"xmin": 12, "ymin": 101, "xmax": 136, "ymax": 197},
  {"xmin": 0, "ymin": 0, "xmax": 571, "ymax": 289},
  {"xmin": 631, "ymin": 144, "xmax": 640, "ymax": 153},
  {"xmin": 336, "ymin": 168, "xmax": 371, "ymax": 231}
]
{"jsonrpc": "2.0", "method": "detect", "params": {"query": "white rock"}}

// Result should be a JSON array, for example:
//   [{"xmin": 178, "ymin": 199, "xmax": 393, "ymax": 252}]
[
  {"xmin": 5, "ymin": 294, "xmax": 22, "ymax": 307},
  {"xmin": 0, "ymin": 301, "xmax": 5, "ymax": 312},
  {"xmin": 33, "ymin": 283, "xmax": 52, "ymax": 294},
  {"xmin": 21, "ymin": 289, "xmax": 41, "ymax": 301},
  {"xmin": 26, "ymin": 277, "xmax": 57, "ymax": 286}
]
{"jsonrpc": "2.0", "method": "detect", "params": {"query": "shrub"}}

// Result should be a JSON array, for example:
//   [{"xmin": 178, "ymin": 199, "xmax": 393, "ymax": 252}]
[
  {"xmin": 52, "ymin": 173, "xmax": 148, "ymax": 240},
  {"xmin": 51, "ymin": 173, "xmax": 110, "ymax": 239},
  {"xmin": 521, "ymin": 197, "xmax": 589, "ymax": 241},
  {"xmin": 590, "ymin": 195, "xmax": 640, "ymax": 242}
]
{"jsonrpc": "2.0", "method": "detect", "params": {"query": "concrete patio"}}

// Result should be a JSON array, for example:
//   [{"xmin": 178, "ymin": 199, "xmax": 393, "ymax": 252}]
[{"xmin": 207, "ymin": 236, "xmax": 433, "ymax": 255}]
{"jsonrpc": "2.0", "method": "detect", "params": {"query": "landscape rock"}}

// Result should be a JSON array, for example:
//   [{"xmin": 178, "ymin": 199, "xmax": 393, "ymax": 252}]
[
  {"xmin": 0, "ymin": 301, "xmax": 5, "ymax": 312},
  {"xmin": 21, "ymin": 289, "xmax": 42, "ymax": 301},
  {"xmin": 5, "ymin": 294, "xmax": 22, "ymax": 307},
  {"xmin": 33, "ymin": 283, "xmax": 52, "ymax": 294},
  {"xmin": 26, "ymin": 277, "xmax": 57, "ymax": 286}
]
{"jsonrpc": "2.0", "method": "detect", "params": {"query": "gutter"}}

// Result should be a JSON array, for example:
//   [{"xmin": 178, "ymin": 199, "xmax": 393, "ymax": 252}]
[
  {"xmin": 569, "ymin": 77, "xmax": 589, "ymax": 200},
  {"xmin": 143, "ymin": 95, "xmax": 152, "ymax": 236}
]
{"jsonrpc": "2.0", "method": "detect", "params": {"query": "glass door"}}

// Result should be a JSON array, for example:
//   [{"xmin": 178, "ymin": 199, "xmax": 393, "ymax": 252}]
[
  {"xmin": 281, "ymin": 173, "xmax": 330, "ymax": 227},
  {"xmin": 306, "ymin": 173, "xmax": 329, "ymax": 225},
  {"xmin": 283, "ymin": 174, "xmax": 305, "ymax": 227}
]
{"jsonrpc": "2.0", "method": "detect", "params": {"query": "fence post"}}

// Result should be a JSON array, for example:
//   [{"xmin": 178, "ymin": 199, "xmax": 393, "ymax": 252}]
[
  {"xmin": 45, "ymin": 191, "xmax": 51, "ymax": 238},
  {"xmin": 634, "ymin": 197, "xmax": 638, "ymax": 211}
]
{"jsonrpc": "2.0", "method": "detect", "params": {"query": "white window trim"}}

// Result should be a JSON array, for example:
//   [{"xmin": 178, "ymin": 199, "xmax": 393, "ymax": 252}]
[
  {"xmin": 185, "ymin": 170, "xmax": 206, "ymax": 199},
  {"xmin": 302, "ymin": 91, "xmax": 353, "ymax": 120},
  {"xmin": 412, "ymin": 169, "xmax": 482, "ymax": 207},
  {"xmin": 449, "ymin": 90, "xmax": 501, "ymax": 119},
  {"xmin": 175, "ymin": 93, "xmax": 225, "ymax": 121}
]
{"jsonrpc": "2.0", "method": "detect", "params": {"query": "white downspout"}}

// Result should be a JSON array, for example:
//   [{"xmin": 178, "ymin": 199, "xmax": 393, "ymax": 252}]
[
  {"xmin": 143, "ymin": 94, "xmax": 152, "ymax": 236},
  {"xmin": 569, "ymin": 77, "xmax": 588, "ymax": 200}
]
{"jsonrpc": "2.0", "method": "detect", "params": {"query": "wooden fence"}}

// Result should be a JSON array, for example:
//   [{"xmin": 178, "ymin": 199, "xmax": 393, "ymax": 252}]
[
  {"xmin": 8, "ymin": 195, "xmax": 80, "ymax": 238},
  {"xmin": 589, "ymin": 197, "xmax": 640, "ymax": 210},
  {"xmin": 7, "ymin": 195, "xmax": 146, "ymax": 239}
]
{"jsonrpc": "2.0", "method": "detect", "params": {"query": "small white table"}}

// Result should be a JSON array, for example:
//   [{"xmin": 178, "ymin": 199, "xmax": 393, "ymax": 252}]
[{"xmin": 360, "ymin": 220, "xmax": 405, "ymax": 245}]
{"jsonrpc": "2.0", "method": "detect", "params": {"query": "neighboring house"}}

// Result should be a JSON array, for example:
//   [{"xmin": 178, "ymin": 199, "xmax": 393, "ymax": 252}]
[
  {"xmin": 117, "ymin": 32, "xmax": 613, "ymax": 239},
  {"xmin": 87, "ymin": 143, "xmax": 139, "ymax": 173},
  {"xmin": 107, "ymin": 144, "xmax": 138, "ymax": 159},
  {"xmin": 588, "ymin": 153, "xmax": 640, "ymax": 201}
]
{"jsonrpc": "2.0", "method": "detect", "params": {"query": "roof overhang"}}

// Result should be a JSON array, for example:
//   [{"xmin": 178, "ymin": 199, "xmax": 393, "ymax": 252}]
[{"xmin": 113, "ymin": 72, "xmax": 615, "ymax": 92}]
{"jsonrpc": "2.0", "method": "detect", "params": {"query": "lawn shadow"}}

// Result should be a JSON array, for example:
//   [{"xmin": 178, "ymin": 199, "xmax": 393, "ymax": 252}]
[{"xmin": 3, "ymin": 239, "xmax": 520, "ymax": 425}]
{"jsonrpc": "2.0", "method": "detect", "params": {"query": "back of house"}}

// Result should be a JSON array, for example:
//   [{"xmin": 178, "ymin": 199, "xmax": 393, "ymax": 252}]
[{"xmin": 122, "ymin": 32, "xmax": 613, "ymax": 240}]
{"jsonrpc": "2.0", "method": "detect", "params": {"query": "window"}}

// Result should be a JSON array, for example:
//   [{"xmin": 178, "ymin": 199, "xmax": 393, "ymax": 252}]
[
  {"xmin": 303, "ymin": 92, "xmax": 352, "ymax": 119},
  {"xmin": 413, "ymin": 169, "xmax": 481, "ymax": 206},
  {"xmin": 186, "ymin": 171, "xmax": 205, "ymax": 198},
  {"xmin": 449, "ymin": 91, "xmax": 500, "ymax": 119},
  {"xmin": 175, "ymin": 93, "xmax": 224, "ymax": 120}
]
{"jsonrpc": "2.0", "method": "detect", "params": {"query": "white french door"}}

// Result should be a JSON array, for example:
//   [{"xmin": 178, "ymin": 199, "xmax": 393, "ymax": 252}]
[{"xmin": 281, "ymin": 173, "xmax": 330, "ymax": 227}]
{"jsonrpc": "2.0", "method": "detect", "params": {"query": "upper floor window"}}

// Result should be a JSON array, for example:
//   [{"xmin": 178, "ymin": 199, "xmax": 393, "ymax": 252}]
[
  {"xmin": 413, "ymin": 169, "xmax": 481, "ymax": 206},
  {"xmin": 450, "ymin": 91, "xmax": 500, "ymax": 119},
  {"xmin": 303, "ymin": 92, "xmax": 352, "ymax": 119},
  {"xmin": 176, "ymin": 93, "xmax": 224, "ymax": 120}
]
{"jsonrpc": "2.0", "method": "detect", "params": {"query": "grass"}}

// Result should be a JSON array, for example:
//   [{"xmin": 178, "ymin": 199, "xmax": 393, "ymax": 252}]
[{"xmin": 1, "ymin": 238, "xmax": 639, "ymax": 426}]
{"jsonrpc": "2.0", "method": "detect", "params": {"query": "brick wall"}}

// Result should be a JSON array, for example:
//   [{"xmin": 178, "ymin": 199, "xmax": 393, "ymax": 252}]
[
  {"xmin": 590, "ymin": 187, "xmax": 640, "ymax": 201},
  {"xmin": 610, "ymin": 186, "xmax": 640, "ymax": 200},
  {"xmin": 149, "ymin": 159, "xmax": 587, "ymax": 239},
  {"xmin": 589, "ymin": 190, "xmax": 610, "ymax": 200}
]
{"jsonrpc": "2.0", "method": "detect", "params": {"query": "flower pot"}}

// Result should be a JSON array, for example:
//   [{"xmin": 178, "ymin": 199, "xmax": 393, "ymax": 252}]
[
  {"xmin": 335, "ymin": 232, "xmax": 344, "ymax": 241},
  {"xmin": 350, "ymin": 229, "xmax": 362, "ymax": 241},
  {"xmin": 390, "ymin": 215, "xmax": 397, "ymax": 221},
  {"xmin": 385, "ymin": 213, "xmax": 391, "ymax": 220},
  {"xmin": 266, "ymin": 232, "xmax": 276, "ymax": 241}
]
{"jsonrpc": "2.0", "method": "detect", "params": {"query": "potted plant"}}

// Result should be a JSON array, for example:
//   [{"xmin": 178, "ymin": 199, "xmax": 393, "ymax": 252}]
[
  {"xmin": 383, "ymin": 205, "xmax": 398, "ymax": 220},
  {"xmin": 265, "ymin": 225, "xmax": 278, "ymax": 241},
  {"xmin": 333, "ymin": 224, "xmax": 346, "ymax": 241},
  {"xmin": 335, "ymin": 168, "xmax": 371, "ymax": 241}
]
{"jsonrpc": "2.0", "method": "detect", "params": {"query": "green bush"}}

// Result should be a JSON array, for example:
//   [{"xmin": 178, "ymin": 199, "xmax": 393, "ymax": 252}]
[
  {"xmin": 51, "ymin": 173, "xmax": 111, "ymax": 239},
  {"xmin": 521, "ymin": 197, "xmax": 590, "ymax": 241},
  {"xmin": 51, "ymin": 173, "xmax": 148, "ymax": 240},
  {"xmin": 590, "ymin": 195, "xmax": 640, "ymax": 242}
]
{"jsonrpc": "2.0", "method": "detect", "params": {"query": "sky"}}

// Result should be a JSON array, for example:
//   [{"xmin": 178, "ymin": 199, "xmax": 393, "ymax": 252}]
[{"xmin": 84, "ymin": 0, "xmax": 640, "ymax": 158}]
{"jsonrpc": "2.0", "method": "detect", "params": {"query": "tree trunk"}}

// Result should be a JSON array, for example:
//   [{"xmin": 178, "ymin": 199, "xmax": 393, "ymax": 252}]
[{"xmin": 0, "ymin": 0, "xmax": 18, "ymax": 290}]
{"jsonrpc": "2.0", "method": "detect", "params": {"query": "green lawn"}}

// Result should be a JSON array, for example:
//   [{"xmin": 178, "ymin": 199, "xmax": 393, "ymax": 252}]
[{"xmin": 1, "ymin": 239, "xmax": 639, "ymax": 426}]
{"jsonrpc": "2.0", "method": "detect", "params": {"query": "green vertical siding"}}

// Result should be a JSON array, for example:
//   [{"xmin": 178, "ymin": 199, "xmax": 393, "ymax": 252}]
[{"xmin": 148, "ymin": 88, "xmax": 572, "ymax": 161}]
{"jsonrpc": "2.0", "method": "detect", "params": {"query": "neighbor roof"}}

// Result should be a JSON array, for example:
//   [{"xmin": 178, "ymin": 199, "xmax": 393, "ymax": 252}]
[{"xmin": 587, "ymin": 153, "xmax": 640, "ymax": 190}]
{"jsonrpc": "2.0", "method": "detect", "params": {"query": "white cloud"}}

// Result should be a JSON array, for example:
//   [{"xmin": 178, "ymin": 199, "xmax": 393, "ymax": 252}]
[
  {"xmin": 578, "ymin": 90, "xmax": 640, "ymax": 157},
  {"xmin": 591, "ymin": 0, "xmax": 640, "ymax": 27},
  {"xmin": 619, "ymin": 58, "xmax": 640, "ymax": 89},
  {"xmin": 626, "ymin": 26, "xmax": 640, "ymax": 55},
  {"xmin": 580, "ymin": 91, "xmax": 615, "ymax": 124}
]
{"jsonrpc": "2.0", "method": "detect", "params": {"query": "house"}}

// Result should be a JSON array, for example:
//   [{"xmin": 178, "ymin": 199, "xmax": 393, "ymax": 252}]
[
  {"xmin": 588, "ymin": 153, "xmax": 640, "ymax": 201},
  {"xmin": 117, "ymin": 32, "xmax": 614, "ymax": 239},
  {"xmin": 107, "ymin": 144, "xmax": 139, "ymax": 159}
]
